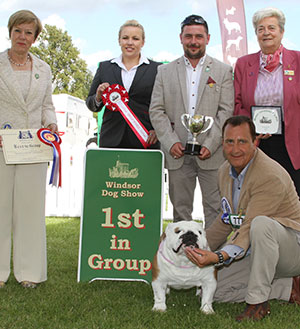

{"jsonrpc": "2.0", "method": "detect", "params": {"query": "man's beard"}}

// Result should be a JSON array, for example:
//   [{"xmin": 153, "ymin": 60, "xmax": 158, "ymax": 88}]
[{"xmin": 184, "ymin": 45, "xmax": 205, "ymax": 59}]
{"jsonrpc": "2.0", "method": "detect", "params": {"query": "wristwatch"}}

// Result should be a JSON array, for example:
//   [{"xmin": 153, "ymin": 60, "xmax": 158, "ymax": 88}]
[{"xmin": 214, "ymin": 251, "xmax": 224, "ymax": 267}]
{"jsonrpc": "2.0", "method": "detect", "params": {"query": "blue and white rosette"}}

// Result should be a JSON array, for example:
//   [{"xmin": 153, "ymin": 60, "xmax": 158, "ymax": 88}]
[
  {"xmin": 37, "ymin": 128, "xmax": 62, "ymax": 187},
  {"xmin": 221, "ymin": 197, "xmax": 232, "ymax": 224}
]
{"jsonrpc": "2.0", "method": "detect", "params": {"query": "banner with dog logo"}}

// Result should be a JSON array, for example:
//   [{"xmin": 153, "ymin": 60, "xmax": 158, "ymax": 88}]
[
  {"xmin": 78, "ymin": 149, "xmax": 164, "ymax": 284},
  {"xmin": 216, "ymin": 0, "xmax": 248, "ymax": 67}
]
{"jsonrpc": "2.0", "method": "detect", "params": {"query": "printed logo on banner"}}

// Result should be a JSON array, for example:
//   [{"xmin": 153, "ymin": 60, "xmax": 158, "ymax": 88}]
[{"xmin": 109, "ymin": 159, "xmax": 139, "ymax": 179}]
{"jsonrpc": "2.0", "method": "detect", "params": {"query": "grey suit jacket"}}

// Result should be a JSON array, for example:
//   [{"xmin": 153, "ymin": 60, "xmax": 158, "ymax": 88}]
[
  {"xmin": 149, "ymin": 55, "xmax": 234, "ymax": 170},
  {"xmin": 0, "ymin": 50, "xmax": 57, "ymax": 130},
  {"xmin": 207, "ymin": 149, "xmax": 300, "ymax": 254}
]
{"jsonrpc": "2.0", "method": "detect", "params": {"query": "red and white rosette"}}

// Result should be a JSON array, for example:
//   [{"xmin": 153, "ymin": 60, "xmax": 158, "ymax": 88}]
[
  {"xmin": 37, "ymin": 128, "xmax": 62, "ymax": 187},
  {"xmin": 101, "ymin": 84, "xmax": 150, "ymax": 148}
]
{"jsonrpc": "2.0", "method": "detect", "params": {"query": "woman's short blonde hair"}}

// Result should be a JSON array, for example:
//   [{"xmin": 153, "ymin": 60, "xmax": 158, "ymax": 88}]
[
  {"xmin": 118, "ymin": 19, "xmax": 145, "ymax": 41},
  {"xmin": 252, "ymin": 7, "xmax": 285, "ymax": 33},
  {"xmin": 8, "ymin": 10, "xmax": 42, "ymax": 40}
]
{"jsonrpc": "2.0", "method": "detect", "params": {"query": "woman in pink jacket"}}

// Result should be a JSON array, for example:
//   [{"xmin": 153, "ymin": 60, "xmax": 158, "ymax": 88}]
[{"xmin": 234, "ymin": 7, "xmax": 300, "ymax": 197}]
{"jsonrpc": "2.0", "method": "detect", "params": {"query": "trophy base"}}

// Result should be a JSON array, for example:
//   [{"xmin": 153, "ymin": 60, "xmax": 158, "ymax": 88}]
[{"xmin": 184, "ymin": 142, "xmax": 201, "ymax": 155}]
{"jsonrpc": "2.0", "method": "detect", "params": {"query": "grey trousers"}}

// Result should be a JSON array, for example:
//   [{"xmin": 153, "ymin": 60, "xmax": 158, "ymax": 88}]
[
  {"xmin": 214, "ymin": 216, "xmax": 300, "ymax": 304},
  {"xmin": 168, "ymin": 156, "xmax": 221, "ymax": 228}
]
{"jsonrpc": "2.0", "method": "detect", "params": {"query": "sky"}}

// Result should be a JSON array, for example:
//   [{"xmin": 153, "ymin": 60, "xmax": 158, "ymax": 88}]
[{"xmin": 0, "ymin": 0, "xmax": 299, "ymax": 74}]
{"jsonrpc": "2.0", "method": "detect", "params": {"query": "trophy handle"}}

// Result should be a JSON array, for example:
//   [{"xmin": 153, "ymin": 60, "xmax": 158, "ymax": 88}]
[
  {"xmin": 181, "ymin": 114, "xmax": 190, "ymax": 132},
  {"xmin": 201, "ymin": 116, "xmax": 214, "ymax": 133}
]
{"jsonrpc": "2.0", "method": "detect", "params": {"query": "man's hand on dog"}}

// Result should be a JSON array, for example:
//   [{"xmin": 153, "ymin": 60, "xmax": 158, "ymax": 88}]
[{"xmin": 185, "ymin": 247, "xmax": 228, "ymax": 268}]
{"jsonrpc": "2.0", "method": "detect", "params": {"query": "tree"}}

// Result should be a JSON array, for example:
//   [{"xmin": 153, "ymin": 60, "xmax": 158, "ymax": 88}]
[{"xmin": 31, "ymin": 24, "xmax": 93, "ymax": 100}]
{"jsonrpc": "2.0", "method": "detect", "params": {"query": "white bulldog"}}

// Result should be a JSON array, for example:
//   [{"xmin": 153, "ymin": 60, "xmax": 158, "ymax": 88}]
[{"xmin": 151, "ymin": 221, "xmax": 217, "ymax": 314}]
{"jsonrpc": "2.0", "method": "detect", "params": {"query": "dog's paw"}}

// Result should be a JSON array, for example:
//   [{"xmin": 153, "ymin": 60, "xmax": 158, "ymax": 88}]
[
  {"xmin": 152, "ymin": 304, "xmax": 167, "ymax": 312},
  {"xmin": 200, "ymin": 304, "xmax": 215, "ymax": 314}
]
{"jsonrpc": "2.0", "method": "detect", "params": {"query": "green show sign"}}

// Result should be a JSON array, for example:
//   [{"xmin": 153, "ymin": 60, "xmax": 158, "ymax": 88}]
[{"xmin": 78, "ymin": 149, "xmax": 164, "ymax": 284}]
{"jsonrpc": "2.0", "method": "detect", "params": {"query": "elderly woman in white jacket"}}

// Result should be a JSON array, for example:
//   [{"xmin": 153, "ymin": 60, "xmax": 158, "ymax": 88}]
[{"xmin": 0, "ymin": 10, "xmax": 57, "ymax": 288}]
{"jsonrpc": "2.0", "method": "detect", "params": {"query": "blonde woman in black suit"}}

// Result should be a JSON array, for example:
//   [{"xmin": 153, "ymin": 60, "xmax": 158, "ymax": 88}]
[{"xmin": 86, "ymin": 20, "xmax": 161, "ymax": 149}]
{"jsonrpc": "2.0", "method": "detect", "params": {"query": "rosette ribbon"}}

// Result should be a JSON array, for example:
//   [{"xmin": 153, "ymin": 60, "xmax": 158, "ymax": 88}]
[
  {"xmin": 101, "ymin": 84, "xmax": 150, "ymax": 148},
  {"xmin": 37, "ymin": 128, "xmax": 62, "ymax": 187}
]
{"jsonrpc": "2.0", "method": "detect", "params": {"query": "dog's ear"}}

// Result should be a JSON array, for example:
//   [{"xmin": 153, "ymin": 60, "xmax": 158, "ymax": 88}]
[
  {"xmin": 164, "ymin": 222, "xmax": 174, "ymax": 236},
  {"xmin": 159, "ymin": 232, "xmax": 166, "ymax": 244},
  {"xmin": 156, "ymin": 232, "xmax": 166, "ymax": 247}
]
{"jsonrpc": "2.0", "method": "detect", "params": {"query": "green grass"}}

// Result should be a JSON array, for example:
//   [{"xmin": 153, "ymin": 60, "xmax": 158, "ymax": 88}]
[{"xmin": 0, "ymin": 217, "xmax": 299, "ymax": 329}]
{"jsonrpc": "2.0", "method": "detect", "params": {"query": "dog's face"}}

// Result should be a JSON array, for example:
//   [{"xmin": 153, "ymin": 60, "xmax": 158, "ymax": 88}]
[{"xmin": 164, "ymin": 221, "xmax": 209, "ymax": 256}]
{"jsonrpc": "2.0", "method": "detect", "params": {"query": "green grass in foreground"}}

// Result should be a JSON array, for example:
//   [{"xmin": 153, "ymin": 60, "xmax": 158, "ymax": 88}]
[{"xmin": 0, "ymin": 217, "xmax": 299, "ymax": 329}]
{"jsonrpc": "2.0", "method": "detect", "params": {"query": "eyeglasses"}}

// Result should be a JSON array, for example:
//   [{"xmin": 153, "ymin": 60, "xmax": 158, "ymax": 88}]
[{"xmin": 181, "ymin": 15, "xmax": 208, "ymax": 33}]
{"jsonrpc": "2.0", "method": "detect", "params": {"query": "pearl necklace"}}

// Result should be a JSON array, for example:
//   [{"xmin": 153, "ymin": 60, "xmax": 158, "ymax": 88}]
[{"xmin": 8, "ymin": 53, "xmax": 30, "ymax": 67}]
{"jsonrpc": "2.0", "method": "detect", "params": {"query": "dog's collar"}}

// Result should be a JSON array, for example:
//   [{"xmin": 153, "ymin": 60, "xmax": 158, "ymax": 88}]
[{"xmin": 159, "ymin": 240, "xmax": 194, "ymax": 269}]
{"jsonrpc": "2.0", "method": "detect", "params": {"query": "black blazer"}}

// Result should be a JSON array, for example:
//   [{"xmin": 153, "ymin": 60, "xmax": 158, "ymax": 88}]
[{"xmin": 86, "ymin": 59, "xmax": 161, "ymax": 149}]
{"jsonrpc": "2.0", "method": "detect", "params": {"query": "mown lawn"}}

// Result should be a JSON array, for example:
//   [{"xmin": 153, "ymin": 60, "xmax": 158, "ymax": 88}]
[{"xmin": 0, "ymin": 217, "xmax": 299, "ymax": 329}]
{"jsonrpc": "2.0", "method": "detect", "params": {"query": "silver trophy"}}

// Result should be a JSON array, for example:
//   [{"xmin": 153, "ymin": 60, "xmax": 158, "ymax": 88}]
[{"xmin": 181, "ymin": 114, "xmax": 214, "ymax": 155}]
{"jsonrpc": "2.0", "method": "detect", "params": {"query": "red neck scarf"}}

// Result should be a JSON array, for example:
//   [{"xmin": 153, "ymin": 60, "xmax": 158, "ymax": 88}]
[{"xmin": 262, "ymin": 44, "xmax": 283, "ymax": 72}]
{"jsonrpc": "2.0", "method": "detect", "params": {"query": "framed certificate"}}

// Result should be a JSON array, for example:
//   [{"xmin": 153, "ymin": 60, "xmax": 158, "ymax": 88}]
[
  {"xmin": 0, "ymin": 129, "xmax": 53, "ymax": 164},
  {"xmin": 251, "ymin": 106, "xmax": 282, "ymax": 135}
]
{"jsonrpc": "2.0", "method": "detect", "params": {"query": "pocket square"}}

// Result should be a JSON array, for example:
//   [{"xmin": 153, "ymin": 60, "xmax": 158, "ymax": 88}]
[{"xmin": 207, "ymin": 77, "xmax": 216, "ymax": 87}]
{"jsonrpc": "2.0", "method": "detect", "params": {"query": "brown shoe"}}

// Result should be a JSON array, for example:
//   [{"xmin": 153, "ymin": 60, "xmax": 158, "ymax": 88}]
[
  {"xmin": 236, "ymin": 302, "xmax": 270, "ymax": 322},
  {"xmin": 289, "ymin": 276, "xmax": 300, "ymax": 305},
  {"xmin": 0, "ymin": 281, "xmax": 5, "ymax": 288}
]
